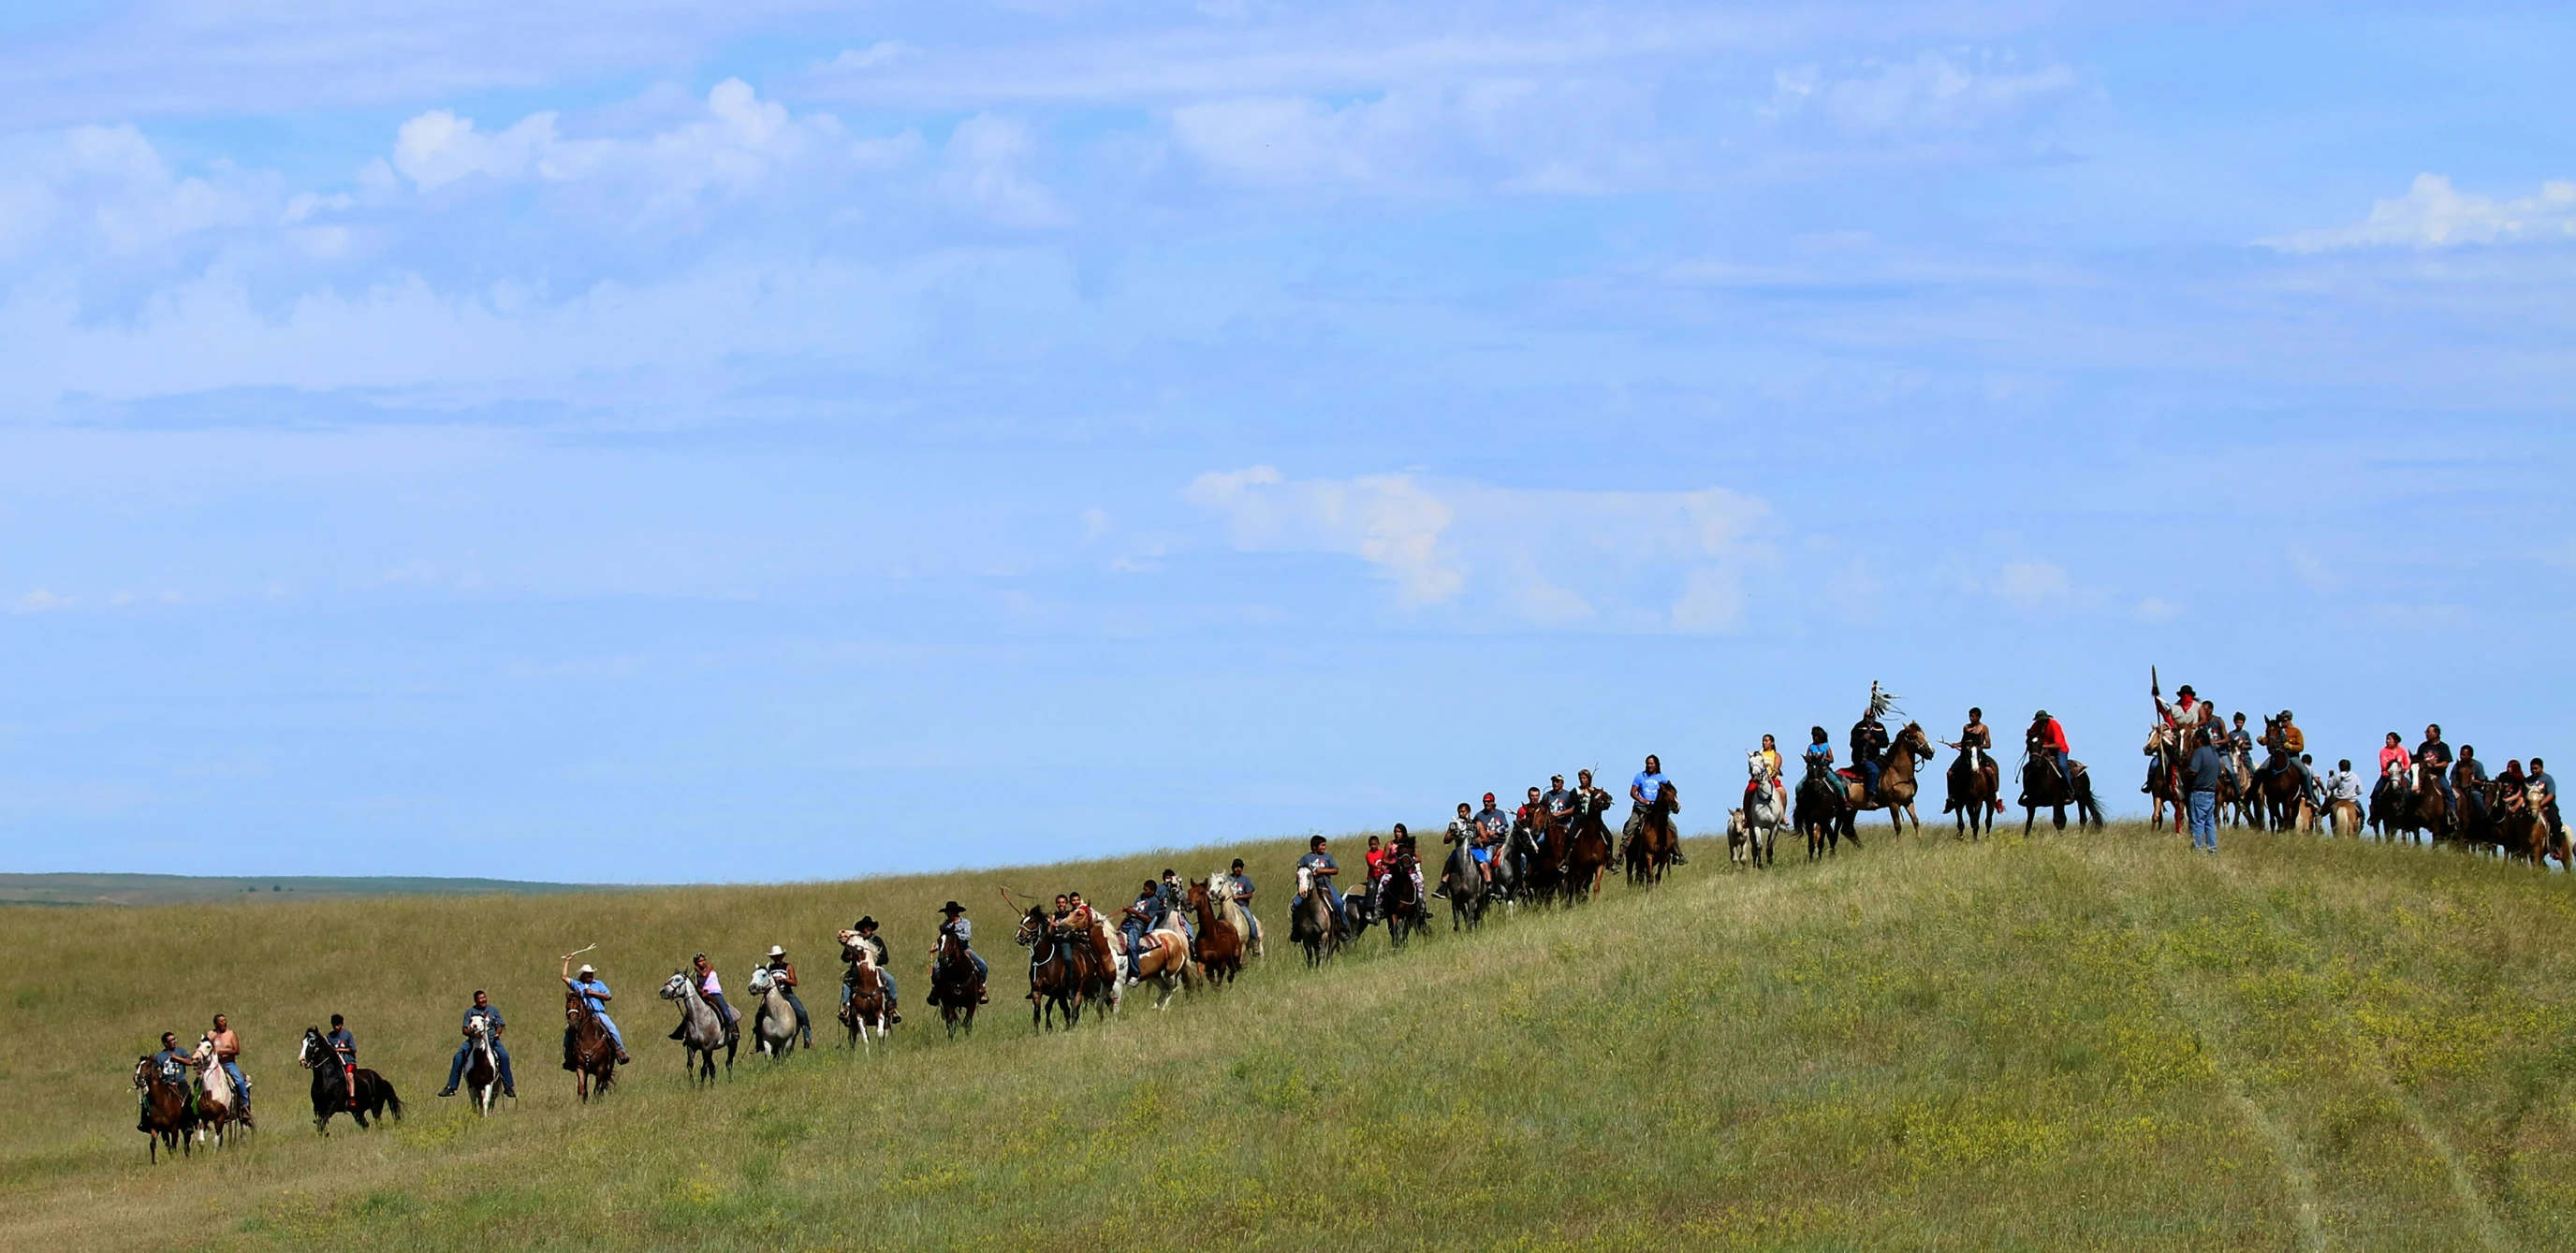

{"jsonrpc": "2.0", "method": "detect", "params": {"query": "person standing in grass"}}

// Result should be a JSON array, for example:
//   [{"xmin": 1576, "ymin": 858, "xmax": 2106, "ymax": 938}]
[
  {"xmin": 439, "ymin": 990, "xmax": 515, "ymax": 1099},
  {"xmin": 2186, "ymin": 729, "xmax": 2227, "ymax": 853}
]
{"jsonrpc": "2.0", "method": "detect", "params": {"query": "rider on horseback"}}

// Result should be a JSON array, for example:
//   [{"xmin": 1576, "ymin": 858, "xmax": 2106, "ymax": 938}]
[
  {"xmin": 841, "ymin": 917, "xmax": 904, "ymax": 1022},
  {"xmin": 328, "ymin": 1013, "xmax": 359, "ymax": 1105},
  {"xmin": 1442, "ymin": 802, "xmax": 1492, "ymax": 894},
  {"xmin": 209, "ymin": 1013, "xmax": 248, "ymax": 1117},
  {"xmin": 140, "ymin": 1030, "xmax": 198, "ymax": 1129},
  {"xmin": 1804, "ymin": 726, "xmax": 1837, "ymax": 786},
  {"xmin": 2418, "ymin": 725, "xmax": 2456, "ymax": 812},
  {"xmin": 2531, "ymin": 758, "xmax": 2563, "ymax": 840},
  {"xmin": 674, "ymin": 954, "xmax": 738, "ymax": 1041},
  {"xmin": 2028, "ymin": 710, "xmax": 2073, "ymax": 793},
  {"xmin": 439, "ymin": 990, "xmax": 516, "ymax": 1100},
  {"xmin": 762, "ymin": 946, "xmax": 812, "ymax": 1050},
  {"xmin": 1156, "ymin": 870, "xmax": 1196, "ymax": 944},
  {"xmin": 934, "ymin": 902, "xmax": 990, "ymax": 1003},
  {"xmin": 1849, "ymin": 713, "xmax": 1889, "ymax": 802},
  {"xmin": 1943, "ymin": 707, "xmax": 1998, "ymax": 814},
  {"xmin": 1295, "ymin": 835, "xmax": 1347, "ymax": 930},
  {"xmin": 562, "ymin": 961, "xmax": 631, "ymax": 1065},
  {"xmin": 1622, "ymin": 755, "xmax": 1685, "ymax": 865},
  {"xmin": 2266, "ymin": 711, "xmax": 2324, "ymax": 812},
  {"xmin": 1120, "ymin": 881, "xmax": 1160, "ymax": 979},
  {"xmin": 1227, "ymin": 858, "xmax": 1263, "ymax": 950}
]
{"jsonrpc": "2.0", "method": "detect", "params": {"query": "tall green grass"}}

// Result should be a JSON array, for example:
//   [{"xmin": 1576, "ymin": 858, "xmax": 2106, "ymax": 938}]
[{"xmin": 7, "ymin": 825, "xmax": 2575, "ymax": 1250}]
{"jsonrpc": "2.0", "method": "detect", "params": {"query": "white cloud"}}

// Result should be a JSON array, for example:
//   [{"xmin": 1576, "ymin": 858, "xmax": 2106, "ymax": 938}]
[
  {"xmin": 828, "ymin": 40, "xmax": 920, "ymax": 73},
  {"xmin": 938, "ymin": 114, "xmax": 1071, "ymax": 228},
  {"xmin": 1187, "ymin": 467, "xmax": 1772, "ymax": 622},
  {"xmin": 2263, "ymin": 173, "xmax": 2576, "ymax": 253},
  {"xmin": 12, "ymin": 590, "xmax": 69, "ymax": 613},
  {"xmin": 1169, "ymin": 80, "xmax": 1667, "ymax": 196},
  {"xmin": 1768, "ymin": 51, "xmax": 2077, "ymax": 133},
  {"xmin": 1994, "ymin": 559, "xmax": 2069, "ymax": 608},
  {"xmin": 393, "ymin": 109, "xmax": 560, "ymax": 189},
  {"xmin": 0, "ymin": 124, "xmax": 275, "ymax": 264}
]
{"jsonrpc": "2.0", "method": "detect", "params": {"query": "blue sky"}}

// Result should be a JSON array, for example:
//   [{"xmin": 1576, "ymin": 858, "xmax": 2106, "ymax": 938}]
[{"xmin": 1, "ymin": 2, "xmax": 2569, "ymax": 881}]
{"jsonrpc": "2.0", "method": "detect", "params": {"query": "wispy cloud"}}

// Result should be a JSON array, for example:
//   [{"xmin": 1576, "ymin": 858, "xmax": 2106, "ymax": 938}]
[{"xmin": 2264, "ymin": 173, "xmax": 2576, "ymax": 253}]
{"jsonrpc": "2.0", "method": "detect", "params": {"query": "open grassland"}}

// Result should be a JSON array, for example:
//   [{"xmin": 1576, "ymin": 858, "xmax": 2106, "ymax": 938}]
[{"xmin": 8, "ymin": 825, "xmax": 2576, "ymax": 1250}]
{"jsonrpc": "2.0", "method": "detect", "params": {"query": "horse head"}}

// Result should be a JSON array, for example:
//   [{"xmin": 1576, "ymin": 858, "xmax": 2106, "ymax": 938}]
[
  {"xmin": 1746, "ymin": 750, "xmax": 1772, "ymax": 782},
  {"xmin": 659, "ymin": 970, "xmax": 693, "ymax": 1002},
  {"xmin": 463, "ymin": 1016, "xmax": 487, "ymax": 1041},
  {"xmin": 133, "ymin": 1056, "xmax": 152, "ymax": 1089},
  {"xmin": 747, "ymin": 967, "xmax": 775, "ymax": 996},
  {"xmin": 1898, "ymin": 722, "xmax": 1935, "ymax": 762},
  {"xmin": 297, "ymin": 1027, "xmax": 326, "ymax": 1069}
]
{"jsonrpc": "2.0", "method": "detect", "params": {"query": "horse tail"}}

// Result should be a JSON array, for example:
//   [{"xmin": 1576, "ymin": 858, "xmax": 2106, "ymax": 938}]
[{"xmin": 382, "ymin": 1082, "xmax": 404, "ymax": 1120}]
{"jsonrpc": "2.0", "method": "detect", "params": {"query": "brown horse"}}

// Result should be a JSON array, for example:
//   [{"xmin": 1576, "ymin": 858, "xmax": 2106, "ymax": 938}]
[
  {"xmin": 1017, "ymin": 906, "xmax": 1087, "ymax": 1030},
  {"xmin": 1523, "ymin": 808, "xmax": 1570, "ymax": 904},
  {"xmin": 1624, "ymin": 783, "xmax": 1680, "ymax": 885},
  {"xmin": 2395, "ymin": 763, "xmax": 2452, "ymax": 842},
  {"xmin": 134, "ymin": 1056, "xmax": 196, "ymax": 1162},
  {"xmin": 929, "ymin": 930, "xmax": 982, "ymax": 1039},
  {"xmin": 563, "ymin": 995, "xmax": 618, "ymax": 1101},
  {"xmin": 1946, "ymin": 747, "xmax": 1999, "ymax": 840},
  {"xmin": 1844, "ymin": 722, "xmax": 1935, "ymax": 835},
  {"xmin": 2144, "ymin": 724, "xmax": 2190, "ymax": 832},
  {"xmin": 1566, "ymin": 793, "xmax": 1614, "ymax": 902},
  {"xmin": 1189, "ymin": 882, "xmax": 1242, "ymax": 986},
  {"xmin": 839, "ymin": 949, "xmax": 893, "ymax": 1049}
]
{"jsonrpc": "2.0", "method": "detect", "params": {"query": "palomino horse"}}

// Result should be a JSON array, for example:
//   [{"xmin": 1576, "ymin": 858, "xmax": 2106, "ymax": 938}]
[
  {"xmin": 1440, "ymin": 839, "xmax": 1487, "ymax": 931},
  {"xmin": 1733, "ymin": 752, "xmax": 1785, "ymax": 868},
  {"xmin": 1129, "ymin": 901, "xmax": 1200, "ymax": 1010},
  {"xmin": 564, "ymin": 993, "xmax": 619, "ymax": 1101},
  {"xmin": 2017, "ymin": 750, "xmax": 2104, "ymax": 834},
  {"xmin": 1625, "ymin": 782, "xmax": 1681, "ymax": 886},
  {"xmin": 1795, "ymin": 758, "xmax": 1855, "ymax": 861},
  {"xmin": 1946, "ymin": 746, "xmax": 1999, "ymax": 841},
  {"xmin": 1291, "ymin": 865, "xmax": 1343, "ymax": 968},
  {"xmin": 189, "ymin": 1034, "xmax": 251, "ymax": 1144},
  {"xmin": 839, "ymin": 946, "xmax": 894, "ymax": 1049},
  {"xmin": 658, "ymin": 971, "xmax": 737, "ymax": 1085},
  {"xmin": 929, "ymin": 930, "xmax": 980, "ymax": 1039},
  {"xmin": 1208, "ymin": 871, "xmax": 1263, "ymax": 959},
  {"xmin": 1565, "ymin": 794, "xmax": 1614, "ymax": 902},
  {"xmin": 1189, "ymin": 881, "xmax": 1244, "ymax": 984},
  {"xmin": 134, "ymin": 1056, "xmax": 197, "ymax": 1161},
  {"xmin": 746, "ymin": 967, "xmax": 799, "ymax": 1061},
  {"xmin": 297, "ymin": 1027, "xmax": 402, "ymax": 1133},
  {"xmin": 457, "ymin": 1016, "xmax": 501, "ymax": 1115},
  {"xmin": 1843, "ymin": 722, "xmax": 1935, "ymax": 835}
]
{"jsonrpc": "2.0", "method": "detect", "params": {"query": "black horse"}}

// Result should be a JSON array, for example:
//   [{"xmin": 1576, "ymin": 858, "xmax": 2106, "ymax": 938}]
[
  {"xmin": 2017, "ymin": 750, "xmax": 2105, "ymax": 833},
  {"xmin": 297, "ymin": 1027, "xmax": 402, "ymax": 1133},
  {"xmin": 1795, "ymin": 758, "xmax": 1855, "ymax": 861},
  {"xmin": 928, "ymin": 931, "xmax": 982, "ymax": 1040},
  {"xmin": 1383, "ymin": 847, "xmax": 1429, "ymax": 948}
]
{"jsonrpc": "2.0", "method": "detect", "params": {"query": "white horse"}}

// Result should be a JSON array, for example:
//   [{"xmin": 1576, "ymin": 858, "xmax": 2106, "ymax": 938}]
[
  {"xmin": 458, "ymin": 1016, "xmax": 502, "ymax": 1115},
  {"xmin": 746, "ymin": 967, "xmax": 799, "ymax": 1060},
  {"xmin": 1731, "ymin": 751, "xmax": 1785, "ymax": 868},
  {"xmin": 189, "ymin": 1035, "xmax": 245, "ymax": 1145},
  {"xmin": 1207, "ymin": 871, "xmax": 1262, "ymax": 958}
]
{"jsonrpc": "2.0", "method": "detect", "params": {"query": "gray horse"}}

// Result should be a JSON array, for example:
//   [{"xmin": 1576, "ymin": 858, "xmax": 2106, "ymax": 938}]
[
  {"xmin": 746, "ymin": 968, "xmax": 798, "ymax": 1061},
  {"xmin": 1442, "ymin": 840, "xmax": 1488, "ymax": 931},
  {"xmin": 658, "ymin": 970, "xmax": 736, "ymax": 1085}
]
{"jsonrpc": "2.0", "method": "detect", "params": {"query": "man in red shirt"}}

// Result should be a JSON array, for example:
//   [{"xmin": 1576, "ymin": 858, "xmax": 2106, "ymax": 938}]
[{"xmin": 2029, "ymin": 709, "xmax": 2072, "ymax": 792}]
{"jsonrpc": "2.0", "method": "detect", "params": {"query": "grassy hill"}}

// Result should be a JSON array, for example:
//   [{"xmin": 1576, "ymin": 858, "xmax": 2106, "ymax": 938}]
[
  {"xmin": 7, "ymin": 824, "xmax": 2576, "ymax": 1250},
  {"xmin": 0, "ymin": 872, "xmax": 605, "ymax": 907}
]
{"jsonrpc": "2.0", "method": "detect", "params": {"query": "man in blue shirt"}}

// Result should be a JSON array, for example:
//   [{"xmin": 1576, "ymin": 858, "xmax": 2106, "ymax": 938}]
[
  {"xmin": 2530, "ymin": 757, "xmax": 2562, "ymax": 841},
  {"xmin": 1227, "ymin": 857, "xmax": 1262, "ymax": 953},
  {"xmin": 325, "ymin": 1014, "xmax": 359, "ymax": 1110},
  {"xmin": 139, "ymin": 1030, "xmax": 197, "ymax": 1130},
  {"xmin": 2186, "ymin": 729, "xmax": 2229, "ymax": 853},
  {"xmin": 1120, "ymin": 880, "xmax": 1161, "ymax": 981},
  {"xmin": 562, "ymin": 960, "xmax": 631, "ymax": 1065},
  {"xmin": 1295, "ymin": 836, "xmax": 1346, "ymax": 930},
  {"xmin": 439, "ymin": 990, "xmax": 516, "ymax": 1100},
  {"xmin": 1623, "ymin": 755, "xmax": 1685, "ymax": 865}
]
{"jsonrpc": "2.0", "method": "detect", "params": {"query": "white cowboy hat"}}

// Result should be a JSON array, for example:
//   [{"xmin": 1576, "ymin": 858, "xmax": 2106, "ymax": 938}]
[
  {"xmin": 767, "ymin": 945, "xmax": 786, "ymax": 957},
  {"xmin": 576, "ymin": 963, "xmax": 596, "ymax": 976}
]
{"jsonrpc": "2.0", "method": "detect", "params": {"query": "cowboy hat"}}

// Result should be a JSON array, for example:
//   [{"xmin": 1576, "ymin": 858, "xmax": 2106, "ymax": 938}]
[
  {"xmin": 576, "ymin": 963, "xmax": 595, "ymax": 976},
  {"xmin": 767, "ymin": 945, "xmax": 786, "ymax": 958},
  {"xmin": 853, "ymin": 916, "xmax": 877, "ymax": 929},
  {"xmin": 940, "ymin": 901, "xmax": 966, "ymax": 914}
]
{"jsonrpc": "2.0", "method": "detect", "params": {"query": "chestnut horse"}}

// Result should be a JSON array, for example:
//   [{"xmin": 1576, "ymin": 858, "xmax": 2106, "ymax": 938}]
[
  {"xmin": 134, "ymin": 1056, "xmax": 196, "ymax": 1162},
  {"xmin": 1565, "ymin": 793, "xmax": 1614, "ymax": 902},
  {"xmin": 1017, "ymin": 906, "xmax": 1087, "ymax": 1030},
  {"xmin": 1624, "ymin": 782, "xmax": 1680, "ymax": 885},
  {"xmin": 564, "ymin": 994, "xmax": 618, "ymax": 1101},
  {"xmin": 1189, "ymin": 881, "xmax": 1242, "ymax": 985}
]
